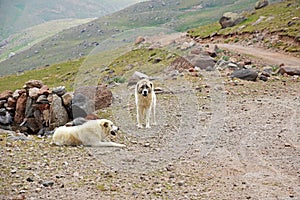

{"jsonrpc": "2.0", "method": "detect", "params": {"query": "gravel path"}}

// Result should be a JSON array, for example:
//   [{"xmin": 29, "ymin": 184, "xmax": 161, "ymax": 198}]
[{"xmin": 1, "ymin": 42, "xmax": 300, "ymax": 199}]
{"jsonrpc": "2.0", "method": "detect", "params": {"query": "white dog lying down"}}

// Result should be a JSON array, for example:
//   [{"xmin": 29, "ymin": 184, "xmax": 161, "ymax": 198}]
[{"xmin": 52, "ymin": 119, "xmax": 126, "ymax": 147}]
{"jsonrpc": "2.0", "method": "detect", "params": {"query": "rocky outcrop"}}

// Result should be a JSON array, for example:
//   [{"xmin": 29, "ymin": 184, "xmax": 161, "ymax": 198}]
[
  {"xmin": 219, "ymin": 12, "xmax": 246, "ymax": 29},
  {"xmin": 255, "ymin": 0, "xmax": 269, "ymax": 10}
]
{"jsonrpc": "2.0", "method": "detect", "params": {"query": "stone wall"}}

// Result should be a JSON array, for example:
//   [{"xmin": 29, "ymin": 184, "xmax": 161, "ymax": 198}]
[{"xmin": 0, "ymin": 80, "xmax": 112, "ymax": 135}]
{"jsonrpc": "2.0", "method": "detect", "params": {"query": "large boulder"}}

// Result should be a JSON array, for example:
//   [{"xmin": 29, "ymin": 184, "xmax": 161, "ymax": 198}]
[
  {"xmin": 127, "ymin": 71, "xmax": 149, "ymax": 86},
  {"xmin": 49, "ymin": 94, "xmax": 69, "ymax": 130},
  {"xmin": 0, "ymin": 90, "xmax": 13, "ymax": 100},
  {"xmin": 72, "ymin": 93, "xmax": 94, "ymax": 118},
  {"xmin": 185, "ymin": 54, "xmax": 216, "ymax": 70},
  {"xmin": 95, "ymin": 84, "xmax": 113, "ymax": 110},
  {"xmin": 135, "ymin": 36, "xmax": 145, "ymax": 45},
  {"xmin": 230, "ymin": 69, "xmax": 258, "ymax": 81},
  {"xmin": 255, "ymin": 0, "xmax": 269, "ymax": 10},
  {"xmin": 0, "ymin": 108, "xmax": 12, "ymax": 125},
  {"xmin": 14, "ymin": 93, "xmax": 27, "ymax": 123},
  {"xmin": 28, "ymin": 87, "xmax": 40, "ymax": 99},
  {"xmin": 23, "ymin": 80, "xmax": 44, "ymax": 89},
  {"xmin": 219, "ymin": 12, "xmax": 246, "ymax": 29},
  {"xmin": 279, "ymin": 66, "xmax": 300, "ymax": 76},
  {"xmin": 73, "ymin": 84, "xmax": 113, "ymax": 117},
  {"xmin": 26, "ymin": 117, "xmax": 43, "ymax": 134}
]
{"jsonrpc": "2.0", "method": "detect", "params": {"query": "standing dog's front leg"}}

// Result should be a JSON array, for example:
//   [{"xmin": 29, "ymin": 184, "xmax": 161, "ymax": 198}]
[
  {"xmin": 145, "ymin": 107, "xmax": 151, "ymax": 128},
  {"xmin": 152, "ymin": 94, "xmax": 157, "ymax": 125},
  {"xmin": 137, "ymin": 107, "xmax": 143, "ymax": 128}
]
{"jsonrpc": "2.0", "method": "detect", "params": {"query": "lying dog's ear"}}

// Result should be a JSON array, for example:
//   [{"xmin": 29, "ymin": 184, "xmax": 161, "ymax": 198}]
[{"xmin": 103, "ymin": 122, "xmax": 109, "ymax": 128}]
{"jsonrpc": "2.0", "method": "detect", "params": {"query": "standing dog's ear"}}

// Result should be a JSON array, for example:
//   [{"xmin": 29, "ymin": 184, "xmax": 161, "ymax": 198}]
[{"xmin": 150, "ymin": 82, "xmax": 153, "ymax": 89}]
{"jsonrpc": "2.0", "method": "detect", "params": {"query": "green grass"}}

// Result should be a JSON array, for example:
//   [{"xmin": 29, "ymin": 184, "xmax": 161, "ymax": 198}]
[
  {"xmin": 187, "ymin": 0, "xmax": 300, "ymax": 38},
  {"xmin": 0, "ymin": 43, "xmax": 178, "ymax": 93},
  {"xmin": 1, "ymin": 0, "xmax": 279, "ymax": 77},
  {"xmin": 0, "ymin": 58, "xmax": 83, "ymax": 92}
]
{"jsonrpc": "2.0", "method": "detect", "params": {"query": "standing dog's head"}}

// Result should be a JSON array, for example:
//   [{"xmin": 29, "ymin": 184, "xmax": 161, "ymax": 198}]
[
  {"xmin": 136, "ymin": 79, "xmax": 154, "ymax": 97},
  {"xmin": 99, "ymin": 119, "xmax": 120, "ymax": 136}
]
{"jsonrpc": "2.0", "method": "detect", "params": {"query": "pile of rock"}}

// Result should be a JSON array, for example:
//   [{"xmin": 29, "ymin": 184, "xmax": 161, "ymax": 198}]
[{"xmin": 0, "ymin": 80, "xmax": 112, "ymax": 135}]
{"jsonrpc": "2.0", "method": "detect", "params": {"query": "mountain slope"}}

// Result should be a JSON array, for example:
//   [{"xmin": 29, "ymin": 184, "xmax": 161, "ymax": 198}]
[
  {"xmin": 0, "ymin": 18, "xmax": 96, "ymax": 62},
  {"xmin": 0, "ymin": 0, "xmax": 143, "ymax": 41},
  {"xmin": 0, "ymin": 0, "xmax": 279, "ymax": 77},
  {"xmin": 187, "ymin": 0, "xmax": 300, "ymax": 54}
]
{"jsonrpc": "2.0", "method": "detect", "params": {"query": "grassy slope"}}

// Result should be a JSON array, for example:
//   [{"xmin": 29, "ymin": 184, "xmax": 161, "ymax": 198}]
[
  {"xmin": 0, "ymin": 0, "xmax": 143, "ymax": 40},
  {"xmin": 187, "ymin": 0, "xmax": 300, "ymax": 41},
  {"xmin": 0, "ymin": 0, "xmax": 273, "ymax": 77},
  {"xmin": 0, "ymin": 18, "xmax": 96, "ymax": 62},
  {"xmin": 0, "ymin": 42, "xmax": 178, "ymax": 93},
  {"xmin": 0, "ymin": 58, "xmax": 83, "ymax": 92}
]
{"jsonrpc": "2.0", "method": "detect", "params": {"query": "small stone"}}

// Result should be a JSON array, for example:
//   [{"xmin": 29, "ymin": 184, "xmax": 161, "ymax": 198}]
[
  {"xmin": 73, "ymin": 172, "xmax": 79, "ymax": 177},
  {"xmin": 52, "ymin": 86, "xmax": 66, "ymax": 97},
  {"xmin": 144, "ymin": 143, "xmax": 150, "ymax": 147},
  {"xmin": 62, "ymin": 92, "xmax": 73, "ymax": 106},
  {"xmin": 177, "ymin": 180, "xmax": 185, "ymax": 186},
  {"xmin": 284, "ymin": 143, "xmax": 292, "ymax": 147},
  {"xmin": 26, "ymin": 177, "xmax": 34, "ymax": 182},
  {"xmin": 28, "ymin": 87, "xmax": 40, "ymax": 99},
  {"xmin": 36, "ymin": 95, "xmax": 49, "ymax": 104},
  {"xmin": 259, "ymin": 74, "xmax": 268, "ymax": 82},
  {"xmin": 169, "ymin": 174, "xmax": 175, "ymax": 179},
  {"xmin": 135, "ymin": 36, "xmax": 145, "ymax": 45},
  {"xmin": 110, "ymin": 185, "xmax": 118, "ymax": 191},
  {"xmin": 42, "ymin": 180, "xmax": 54, "ymax": 187}
]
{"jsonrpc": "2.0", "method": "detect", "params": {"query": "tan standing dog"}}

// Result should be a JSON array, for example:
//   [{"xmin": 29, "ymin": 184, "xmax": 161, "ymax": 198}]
[
  {"xmin": 52, "ymin": 119, "xmax": 126, "ymax": 147},
  {"xmin": 135, "ymin": 79, "xmax": 156, "ymax": 128}
]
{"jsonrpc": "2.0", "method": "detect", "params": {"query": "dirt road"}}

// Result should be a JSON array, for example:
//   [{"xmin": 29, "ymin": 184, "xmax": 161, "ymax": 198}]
[
  {"xmin": 216, "ymin": 43, "xmax": 300, "ymax": 67},
  {"xmin": 1, "ymin": 40, "xmax": 300, "ymax": 199}
]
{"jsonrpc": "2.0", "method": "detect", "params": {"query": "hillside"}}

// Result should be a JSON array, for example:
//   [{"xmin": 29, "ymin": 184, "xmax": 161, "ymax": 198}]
[
  {"xmin": 0, "ymin": 0, "xmax": 279, "ymax": 77},
  {"xmin": 0, "ymin": 0, "xmax": 143, "ymax": 41},
  {"xmin": 0, "ymin": 18, "xmax": 96, "ymax": 62},
  {"xmin": 187, "ymin": 0, "xmax": 300, "ymax": 55}
]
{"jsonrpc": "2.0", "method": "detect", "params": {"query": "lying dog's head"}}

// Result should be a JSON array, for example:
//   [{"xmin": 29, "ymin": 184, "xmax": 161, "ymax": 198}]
[
  {"xmin": 99, "ymin": 119, "xmax": 120, "ymax": 136},
  {"xmin": 136, "ymin": 79, "xmax": 153, "ymax": 97}
]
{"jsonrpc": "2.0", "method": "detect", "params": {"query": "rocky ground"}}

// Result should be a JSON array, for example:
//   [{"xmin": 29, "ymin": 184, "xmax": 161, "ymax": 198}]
[{"xmin": 1, "ymin": 36, "xmax": 300, "ymax": 200}]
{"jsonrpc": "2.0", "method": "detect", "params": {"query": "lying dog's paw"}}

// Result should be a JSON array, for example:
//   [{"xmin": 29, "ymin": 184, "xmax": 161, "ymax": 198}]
[{"xmin": 137, "ymin": 124, "xmax": 143, "ymax": 129}]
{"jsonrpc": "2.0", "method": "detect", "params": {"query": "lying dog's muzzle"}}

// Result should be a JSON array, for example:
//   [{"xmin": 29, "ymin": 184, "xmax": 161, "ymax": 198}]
[
  {"xmin": 110, "ymin": 126, "xmax": 120, "ymax": 136},
  {"xmin": 110, "ymin": 131, "xmax": 116, "ymax": 136}
]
